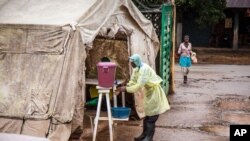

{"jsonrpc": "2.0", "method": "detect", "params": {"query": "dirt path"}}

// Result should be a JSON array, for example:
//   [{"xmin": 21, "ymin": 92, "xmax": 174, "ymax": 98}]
[{"xmin": 155, "ymin": 64, "xmax": 250, "ymax": 141}]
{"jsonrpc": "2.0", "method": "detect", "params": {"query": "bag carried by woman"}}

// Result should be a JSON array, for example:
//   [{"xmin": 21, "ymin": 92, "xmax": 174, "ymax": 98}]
[{"xmin": 191, "ymin": 51, "xmax": 198, "ymax": 63}]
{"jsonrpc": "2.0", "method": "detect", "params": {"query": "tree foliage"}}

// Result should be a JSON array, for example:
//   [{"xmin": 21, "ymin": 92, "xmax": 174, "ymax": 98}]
[{"xmin": 175, "ymin": 0, "xmax": 227, "ymax": 25}]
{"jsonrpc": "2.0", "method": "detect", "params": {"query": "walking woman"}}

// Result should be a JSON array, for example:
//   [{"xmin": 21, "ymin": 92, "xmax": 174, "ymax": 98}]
[{"xmin": 178, "ymin": 35, "xmax": 192, "ymax": 83}]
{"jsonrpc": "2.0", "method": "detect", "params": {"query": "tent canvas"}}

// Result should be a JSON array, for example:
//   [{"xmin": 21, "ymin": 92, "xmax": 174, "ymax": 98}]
[{"xmin": 0, "ymin": 0, "xmax": 159, "ymax": 140}]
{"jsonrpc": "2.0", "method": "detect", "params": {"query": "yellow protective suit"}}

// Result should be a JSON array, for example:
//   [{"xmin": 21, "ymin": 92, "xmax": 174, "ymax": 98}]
[{"xmin": 126, "ymin": 62, "xmax": 170, "ymax": 116}]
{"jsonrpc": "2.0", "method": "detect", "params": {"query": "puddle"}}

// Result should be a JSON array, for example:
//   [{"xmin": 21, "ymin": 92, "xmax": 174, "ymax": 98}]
[
  {"xmin": 215, "ymin": 98, "xmax": 250, "ymax": 111},
  {"xmin": 222, "ymin": 77, "xmax": 232, "ymax": 80},
  {"xmin": 199, "ymin": 125, "xmax": 229, "ymax": 137},
  {"xmin": 221, "ymin": 112, "xmax": 250, "ymax": 124},
  {"xmin": 155, "ymin": 128, "xmax": 228, "ymax": 141}
]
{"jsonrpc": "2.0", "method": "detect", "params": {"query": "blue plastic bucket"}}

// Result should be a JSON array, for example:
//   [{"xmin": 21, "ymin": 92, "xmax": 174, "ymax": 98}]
[{"xmin": 111, "ymin": 107, "xmax": 131, "ymax": 119}]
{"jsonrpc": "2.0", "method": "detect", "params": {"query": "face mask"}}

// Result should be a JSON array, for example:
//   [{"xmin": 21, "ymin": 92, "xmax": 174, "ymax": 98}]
[{"xmin": 131, "ymin": 62, "xmax": 137, "ymax": 68}]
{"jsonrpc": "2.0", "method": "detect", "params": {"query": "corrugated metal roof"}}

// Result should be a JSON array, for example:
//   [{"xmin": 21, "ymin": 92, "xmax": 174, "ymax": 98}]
[{"xmin": 227, "ymin": 0, "xmax": 250, "ymax": 8}]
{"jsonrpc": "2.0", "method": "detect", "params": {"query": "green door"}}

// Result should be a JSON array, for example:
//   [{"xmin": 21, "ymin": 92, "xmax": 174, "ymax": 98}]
[{"xmin": 160, "ymin": 4, "xmax": 173, "ymax": 95}]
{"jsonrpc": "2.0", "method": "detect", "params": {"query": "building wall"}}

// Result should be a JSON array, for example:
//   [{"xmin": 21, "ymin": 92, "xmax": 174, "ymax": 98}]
[
  {"xmin": 182, "ymin": 13, "xmax": 212, "ymax": 47},
  {"xmin": 181, "ymin": 9, "xmax": 250, "ymax": 48}
]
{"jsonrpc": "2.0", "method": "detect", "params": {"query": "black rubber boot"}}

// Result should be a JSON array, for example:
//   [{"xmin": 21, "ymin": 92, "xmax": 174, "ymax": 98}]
[
  {"xmin": 134, "ymin": 120, "xmax": 147, "ymax": 141},
  {"xmin": 141, "ymin": 122, "xmax": 155, "ymax": 141},
  {"xmin": 184, "ymin": 76, "xmax": 187, "ymax": 84}
]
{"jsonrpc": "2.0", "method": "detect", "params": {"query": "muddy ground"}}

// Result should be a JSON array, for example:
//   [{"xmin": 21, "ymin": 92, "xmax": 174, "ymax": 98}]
[
  {"xmin": 79, "ymin": 48, "xmax": 250, "ymax": 141},
  {"xmin": 78, "ymin": 63, "xmax": 250, "ymax": 141}
]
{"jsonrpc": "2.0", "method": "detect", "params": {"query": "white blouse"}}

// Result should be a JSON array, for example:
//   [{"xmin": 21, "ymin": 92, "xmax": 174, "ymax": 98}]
[{"xmin": 178, "ymin": 42, "xmax": 192, "ymax": 57}]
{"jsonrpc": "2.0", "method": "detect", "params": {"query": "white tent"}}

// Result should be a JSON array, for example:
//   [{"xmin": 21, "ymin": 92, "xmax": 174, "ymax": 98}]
[{"xmin": 0, "ymin": 0, "xmax": 159, "ymax": 140}]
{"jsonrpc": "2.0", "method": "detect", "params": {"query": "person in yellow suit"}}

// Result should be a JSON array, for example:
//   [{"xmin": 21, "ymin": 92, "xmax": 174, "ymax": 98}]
[{"xmin": 118, "ymin": 54, "xmax": 170, "ymax": 141}]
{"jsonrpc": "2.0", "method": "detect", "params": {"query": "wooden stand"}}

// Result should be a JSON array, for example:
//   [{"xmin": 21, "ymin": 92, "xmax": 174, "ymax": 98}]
[
  {"xmin": 92, "ymin": 86, "xmax": 113, "ymax": 141},
  {"xmin": 87, "ymin": 79, "xmax": 128, "ymax": 141}
]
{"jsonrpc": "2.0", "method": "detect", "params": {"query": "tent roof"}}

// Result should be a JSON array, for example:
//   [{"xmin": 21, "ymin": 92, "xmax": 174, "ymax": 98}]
[
  {"xmin": 0, "ymin": 0, "xmax": 159, "ymax": 49},
  {"xmin": 0, "ymin": 0, "xmax": 96, "ymax": 25}
]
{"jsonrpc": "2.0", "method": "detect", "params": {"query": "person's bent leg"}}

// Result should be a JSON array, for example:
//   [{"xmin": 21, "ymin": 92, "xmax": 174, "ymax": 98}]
[
  {"xmin": 181, "ymin": 67, "xmax": 187, "ymax": 84},
  {"xmin": 182, "ymin": 67, "xmax": 188, "ymax": 84},
  {"xmin": 185, "ymin": 67, "xmax": 190, "ymax": 83},
  {"xmin": 184, "ymin": 75, "xmax": 187, "ymax": 84},
  {"xmin": 141, "ymin": 115, "xmax": 159, "ymax": 141},
  {"xmin": 134, "ymin": 118, "xmax": 147, "ymax": 141}
]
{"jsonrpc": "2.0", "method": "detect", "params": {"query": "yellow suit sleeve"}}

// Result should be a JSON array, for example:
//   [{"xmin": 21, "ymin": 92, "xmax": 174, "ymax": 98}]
[{"xmin": 126, "ymin": 67, "xmax": 148, "ymax": 93}]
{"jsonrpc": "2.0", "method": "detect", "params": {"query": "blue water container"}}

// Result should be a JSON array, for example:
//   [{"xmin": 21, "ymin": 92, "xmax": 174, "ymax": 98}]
[{"xmin": 111, "ymin": 107, "xmax": 131, "ymax": 119}]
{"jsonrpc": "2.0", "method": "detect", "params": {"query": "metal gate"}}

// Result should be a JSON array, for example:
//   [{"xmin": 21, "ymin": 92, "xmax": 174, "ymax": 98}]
[
  {"xmin": 133, "ymin": 1, "xmax": 173, "ymax": 94},
  {"xmin": 160, "ymin": 4, "xmax": 173, "ymax": 94}
]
